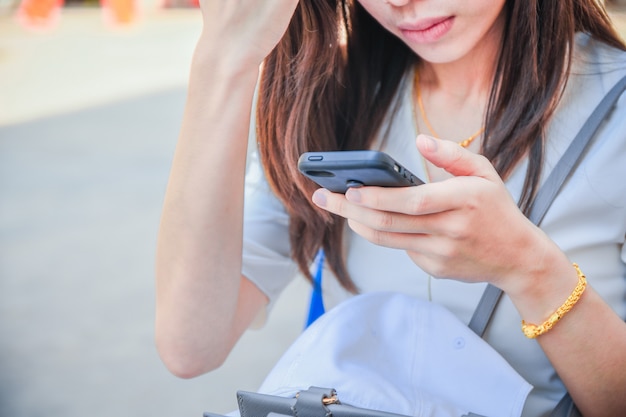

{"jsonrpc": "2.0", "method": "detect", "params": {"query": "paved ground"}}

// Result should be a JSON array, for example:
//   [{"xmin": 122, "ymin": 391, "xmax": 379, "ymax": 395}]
[
  {"xmin": 0, "ymin": 6, "xmax": 309, "ymax": 417},
  {"xmin": 0, "ymin": 4, "xmax": 625, "ymax": 417}
]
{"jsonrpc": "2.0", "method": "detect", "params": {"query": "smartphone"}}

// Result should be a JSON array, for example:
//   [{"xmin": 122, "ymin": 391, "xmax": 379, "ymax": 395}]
[{"xmin": 298, "ymin": 150, "xmax": 424, "ymax": 194}]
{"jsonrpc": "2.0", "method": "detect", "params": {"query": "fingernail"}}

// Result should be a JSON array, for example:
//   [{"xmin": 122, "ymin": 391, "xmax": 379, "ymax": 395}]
[
  {"xmin": 419, "ymin": 134, "xmax": 438, "ymax": 152},
  {"xmin": 312, "ymin": 189, "xmax": 327, "ymax": 207},
  {"xmin": 345, "ymin": 188, "xmax": 361, "ymax": 203}
]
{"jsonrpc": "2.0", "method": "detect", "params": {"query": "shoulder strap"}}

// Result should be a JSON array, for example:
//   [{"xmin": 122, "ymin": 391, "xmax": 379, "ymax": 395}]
[
  {"xmin": 469, "ymin": 74, "xmax": 626, "ymax": 336},
  {"xmin": 468, "ymin": 74, "xmax": 626, "ymax": 417}
]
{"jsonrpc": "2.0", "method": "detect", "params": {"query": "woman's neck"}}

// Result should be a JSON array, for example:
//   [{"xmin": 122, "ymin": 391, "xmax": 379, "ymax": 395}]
[
  {"xmin": 418, "ymin": 8, "xmax": 504, "ymax": 105},
  {"xmin": 415, "ymin": 49, "xmax": 497, "ymax": 144},
  {"xmin": 413, "ymin": 24, "xmax": 502, "ymax": 182}
]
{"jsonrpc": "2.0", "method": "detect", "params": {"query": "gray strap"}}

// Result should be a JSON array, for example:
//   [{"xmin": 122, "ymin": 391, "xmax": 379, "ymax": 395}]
[
  {"xmin": 529, "ymin": 74, "xmax": 626, "ymax": 226},
  {"xmin": 469, "ymin": 74, "xmax": 626, "ymax": 417},
  {"xmin": 467, "ymin": 284, "xmax": 504, "ymax": 336},
  {"xmin": 550, "ymin": 393, "xmax": 582, "ymax": 417},
  {"xmin": 469, "ymin": 74, "xmax": 626, "ymax": 337}
]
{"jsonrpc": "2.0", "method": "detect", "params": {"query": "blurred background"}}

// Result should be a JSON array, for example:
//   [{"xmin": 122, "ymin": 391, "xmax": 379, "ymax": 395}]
[
  {"xmin": 0, "ymin": 2, "xmax": 625, "ymax": 417},
  {"xmin": 0, "ymin": 2, "xmax": 309, "ymax": 417}
]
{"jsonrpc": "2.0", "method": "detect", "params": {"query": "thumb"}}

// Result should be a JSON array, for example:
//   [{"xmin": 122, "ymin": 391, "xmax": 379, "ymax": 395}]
[{"xmin": 416, "ymin": 134, "xmax": 499, "ymax": 180}]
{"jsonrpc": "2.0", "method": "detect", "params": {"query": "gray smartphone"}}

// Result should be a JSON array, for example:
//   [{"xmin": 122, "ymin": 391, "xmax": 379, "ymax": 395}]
[{"xmin": 298, "ymin": 150, "xmax": 424, "ymax": 194}]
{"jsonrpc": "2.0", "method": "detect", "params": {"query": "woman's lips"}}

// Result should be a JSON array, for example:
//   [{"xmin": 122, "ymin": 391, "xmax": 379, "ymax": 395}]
[{"xmin": 399, "ymin": 16, "xmax": 455, "ymax": 44}]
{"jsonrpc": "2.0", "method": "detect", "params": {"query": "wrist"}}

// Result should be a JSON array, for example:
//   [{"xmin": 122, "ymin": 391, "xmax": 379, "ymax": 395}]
[
  {"xmin": 521, "ymin": 263, "xmax": 587, "ymax": 338},
  {"xmin": 185, "ymin": 39, "xmax": 260, "ymax": 113},
  {"xmin": 504, "ymin": 246, "xmax": 581, "ymax": 327},
  {"xmin": 193, "ymin": 33, "xmax": 265, "ymax": 78}
]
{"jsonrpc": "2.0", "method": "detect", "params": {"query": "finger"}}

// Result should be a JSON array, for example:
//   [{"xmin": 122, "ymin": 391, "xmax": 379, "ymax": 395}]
[
  {"xmin": 347, "ymin": 218, "xmax": 431, "ymax": 250},
  {"xmin": 312, "ymin": 188, "xmax": 359, "ymax": 219},
  {"xmin": 344, "ymin": 177, "xmax": 486, "ymax": 215},
  {"xmin": 347, "ymin": 220, "xmax": 477, "ymax": 281},
  {"xmin": 313, "ymin": 187, "xmax": 395, "ymax": 223},
  {"xmin": 416, "ymin": 134, "xmax": 500, "ymax": 181},
  {"xmin": 312, "ymin": 188, "xmax": 418, "ymax": 232},
  {"xmin": 314, "ymin": 187, "xmax": 450, "ymax": 235},
  {"xmin": 347, "ymin": 219, "xmax": 456, "ymax": 258}
]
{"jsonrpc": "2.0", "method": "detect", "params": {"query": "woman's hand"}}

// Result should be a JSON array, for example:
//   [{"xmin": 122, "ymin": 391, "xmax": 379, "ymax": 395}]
[
  {"xmin": 197, "ymin": 0, "xmax": 300, "ymax": 69},
  {"xmin": 313, "ymin": 135, "xmax": 626, "ymax": 415},
  {"xmin": 311, "ymin": 135, "xmax": 560, "ymax": 295}
]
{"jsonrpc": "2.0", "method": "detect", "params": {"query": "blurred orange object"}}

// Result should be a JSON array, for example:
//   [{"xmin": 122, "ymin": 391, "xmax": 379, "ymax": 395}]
[
  {"xmin": 101, "ymin": 0, "xmax": 136, "ymax": 25},
  {"xmin": 17, "ymin": 0, "xmax": 64, "ymax": 29},
  {"xmin": 16, "ymin": 0, "xmax": 137, "ymax": 30}
]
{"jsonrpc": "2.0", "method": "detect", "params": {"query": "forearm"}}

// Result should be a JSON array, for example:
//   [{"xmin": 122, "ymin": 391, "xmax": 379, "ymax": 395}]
[
  {"xmin": 155, "ymin": 38, "xmax": 262, "ymax": 377},
  {"xmin": 506, "ymin": 245, "xmax": 626, "ymax": 416},
  {"xmin": 154, "ymin": 0, "xmax": 301, "ymax": 378},
  {"xmin": 540, "ymin": 287, "xmax": 626, "ymax": 416}
]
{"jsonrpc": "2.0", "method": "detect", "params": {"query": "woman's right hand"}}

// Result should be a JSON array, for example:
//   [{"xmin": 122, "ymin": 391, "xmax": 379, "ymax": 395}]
[{"xmin": 197, "ymin": 0, "xmax": 300, "ymax": 69}]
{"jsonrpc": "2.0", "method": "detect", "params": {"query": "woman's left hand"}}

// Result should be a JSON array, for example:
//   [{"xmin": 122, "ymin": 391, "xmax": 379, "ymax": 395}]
[
  {"xmin": 311, "ymin": 135, "xmax": 558, "ymax": 295},
  {"xmin": 312, "ymin": 135, "xmax": 626, "ymax": 416}
]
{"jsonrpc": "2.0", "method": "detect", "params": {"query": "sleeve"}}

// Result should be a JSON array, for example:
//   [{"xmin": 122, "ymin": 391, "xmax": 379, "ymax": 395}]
[{"xmin": 242, "ymin": 149, "xmax": 299, "ymax": 312}]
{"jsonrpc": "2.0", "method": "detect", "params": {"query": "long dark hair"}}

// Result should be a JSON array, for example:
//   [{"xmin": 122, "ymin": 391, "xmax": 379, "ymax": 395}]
[{"xmin": 256, "ymin": 0, "xmax": 626, "ymax": 292}]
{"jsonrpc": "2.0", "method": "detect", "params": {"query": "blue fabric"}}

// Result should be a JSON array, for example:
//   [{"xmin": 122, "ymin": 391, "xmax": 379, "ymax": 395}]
[{"xmin": 305, "ymin": 249, "xmax": 325, "ymax": 328}]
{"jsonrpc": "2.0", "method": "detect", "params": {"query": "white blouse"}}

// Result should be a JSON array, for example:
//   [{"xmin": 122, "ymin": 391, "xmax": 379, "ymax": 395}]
[{"xmin": 241, "ymin": 33, "xmax": 626, "ymax": 416}]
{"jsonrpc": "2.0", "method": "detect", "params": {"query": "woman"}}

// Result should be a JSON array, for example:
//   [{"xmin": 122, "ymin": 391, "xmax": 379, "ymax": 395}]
[{"xmin": 155, "ymin": 1, "xmax": 626, "ymax": 415}]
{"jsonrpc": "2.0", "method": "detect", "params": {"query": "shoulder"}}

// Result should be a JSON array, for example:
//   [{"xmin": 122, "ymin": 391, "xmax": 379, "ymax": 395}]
[
  {"xmin": 553, "ymin": 33, "xmax": 625, "ymax": 132},
  {"xmin": 567, "ymin": 30, "xmax": 626, "ymax": 118},
  {"xmin": 569, "ymin": 32, "xmax": 626, "ymax": 90},
  {"xmin": 545, "ymin": 34, "xmax": 626, "ymax": 206}
]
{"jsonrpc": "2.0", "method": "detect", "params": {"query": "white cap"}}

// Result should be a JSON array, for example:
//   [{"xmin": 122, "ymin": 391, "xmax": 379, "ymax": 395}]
[{"xmin": 258, "ymin": 292, "xmax": 532, "ymax": 417}]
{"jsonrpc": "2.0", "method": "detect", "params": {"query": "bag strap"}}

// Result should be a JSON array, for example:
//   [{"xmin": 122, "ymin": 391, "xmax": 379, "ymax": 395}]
[
  {"xmin": 468, "ymin": 74, "xmax": 626, "ymax": 417},
  {"xmin": 469, "ymin": 74, "xmax": 626, "ymax": 337}
]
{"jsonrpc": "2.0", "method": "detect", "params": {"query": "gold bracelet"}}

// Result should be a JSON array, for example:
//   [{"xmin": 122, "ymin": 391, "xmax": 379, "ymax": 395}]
[{"xmin": 521, "ymin": 263, "xmax": 587, "ymax": 339}]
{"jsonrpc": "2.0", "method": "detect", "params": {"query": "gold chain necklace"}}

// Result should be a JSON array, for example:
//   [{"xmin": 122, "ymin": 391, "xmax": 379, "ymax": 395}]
[{"xmin": 414, "ymin": 71, "xmax": 484, "ymax": 148}]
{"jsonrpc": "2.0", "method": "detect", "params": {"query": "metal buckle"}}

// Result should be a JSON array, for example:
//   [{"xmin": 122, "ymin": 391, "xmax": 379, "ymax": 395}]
[
  {"xmin": 322, "ymin": 394, "xmax": 338, "ymax": 405},
  {"xmin": 294, "ymin": 391, "xmax": 338, "ymax": 405}
]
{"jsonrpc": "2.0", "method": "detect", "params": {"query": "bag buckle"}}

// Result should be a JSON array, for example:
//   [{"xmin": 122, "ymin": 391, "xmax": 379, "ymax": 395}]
[
  {"xmin": 321, "ymin": 393, "xmax": 338, "ymax": 405},
  {"xmin": 295, "ymin": 388, "xmax": 339, "ymax": 405}
]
